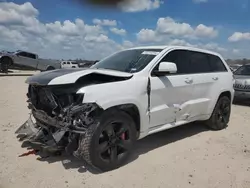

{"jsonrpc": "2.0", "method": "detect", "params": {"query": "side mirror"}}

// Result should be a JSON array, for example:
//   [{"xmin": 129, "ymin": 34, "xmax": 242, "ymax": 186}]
[{"xmin": 152, "ymin": 62, "xmax": 177, "ymax": 76}]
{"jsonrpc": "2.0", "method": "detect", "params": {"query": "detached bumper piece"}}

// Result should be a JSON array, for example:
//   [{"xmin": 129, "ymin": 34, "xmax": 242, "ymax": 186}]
[{"xmin": 15, "ymin": 115, "xmax": 67, "ymax": 154}]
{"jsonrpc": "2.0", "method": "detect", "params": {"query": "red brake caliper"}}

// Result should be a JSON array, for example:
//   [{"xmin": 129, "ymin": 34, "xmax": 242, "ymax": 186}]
[{"xmin": 121, "ymin": 133, "xmax": 125, "ymax": 140}]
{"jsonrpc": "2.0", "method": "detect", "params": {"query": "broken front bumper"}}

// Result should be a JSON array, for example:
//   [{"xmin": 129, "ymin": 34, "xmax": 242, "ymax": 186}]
[
  {"xmin": 16, "ymin": 103, "xmax": 99, "ymax": 155},
  {"xmin": 15, "ymin": 115, "xmax": 67, "ymax": 153}
]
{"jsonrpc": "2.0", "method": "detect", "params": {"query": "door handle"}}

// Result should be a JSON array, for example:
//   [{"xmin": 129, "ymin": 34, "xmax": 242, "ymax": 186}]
[
  {"xmin": 212, "ymin": 77, "xmax": 219, "ymax": 81},
  {"xmin": 185, "ymin": 78, "xmax": 193, "ymax": 84}
]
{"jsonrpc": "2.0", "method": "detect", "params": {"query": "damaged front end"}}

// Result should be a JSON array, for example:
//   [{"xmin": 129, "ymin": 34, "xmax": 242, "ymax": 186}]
[{"xmin": 15, "ymin": 84, "xmax": 102, "ymax": 156}]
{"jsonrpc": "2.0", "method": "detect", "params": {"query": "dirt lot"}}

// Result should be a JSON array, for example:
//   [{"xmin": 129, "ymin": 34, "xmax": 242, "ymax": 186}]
[{"xmin": 0, "ymin": 76, "xmax": 250, "ymax": 188}]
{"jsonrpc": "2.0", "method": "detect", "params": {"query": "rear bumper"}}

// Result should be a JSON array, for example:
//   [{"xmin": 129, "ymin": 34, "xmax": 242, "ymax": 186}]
[{"xmin": 234, "ymin": 90, "xmax": 250, "ymax": 99}]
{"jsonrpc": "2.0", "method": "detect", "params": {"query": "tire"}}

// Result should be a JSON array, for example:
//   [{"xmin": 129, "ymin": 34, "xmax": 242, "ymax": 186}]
[
  {"xmin": 205, "ymin": 96, "xmax": 231, "ymax": 130},
  {"xmin": 0, "ymin": 57, "xmax": 12, "ymax": 73},
  {"xmin": 46, "ymin": 66, "xmax": 55, "ymax": 71},
  {"xmin": 74, "ymin": 109, "xmax": 137, "ymax": 172}
]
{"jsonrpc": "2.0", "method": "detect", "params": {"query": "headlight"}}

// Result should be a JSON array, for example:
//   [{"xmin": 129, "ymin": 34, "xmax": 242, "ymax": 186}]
[{"xmin": 233, "ymin": 79, "xmax": 236, "ymax": 85}]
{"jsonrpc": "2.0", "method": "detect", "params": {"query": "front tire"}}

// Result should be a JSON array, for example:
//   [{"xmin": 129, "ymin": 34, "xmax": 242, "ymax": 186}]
[
  {"xmin": 0, "ymin": 57, "xmax": 12, "ymax": 73},
  {"xmin": 74, "ymin": 109, "xmax": 136, "ymax": 172},
  {"xmin": 205, "ymin": 96, "xmax": 231, "ymax": 130}
]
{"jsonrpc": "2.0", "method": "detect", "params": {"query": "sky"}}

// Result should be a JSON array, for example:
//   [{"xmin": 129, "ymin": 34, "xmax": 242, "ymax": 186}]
[{"xmin": 0, "ymin": 0, "xmax": 249, "ymax": 60}]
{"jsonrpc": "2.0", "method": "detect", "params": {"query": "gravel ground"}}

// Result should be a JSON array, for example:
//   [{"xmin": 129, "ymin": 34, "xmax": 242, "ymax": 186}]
[{"xmin": 0, "ymin": 76, "xmax": 250, "ymax": 188}]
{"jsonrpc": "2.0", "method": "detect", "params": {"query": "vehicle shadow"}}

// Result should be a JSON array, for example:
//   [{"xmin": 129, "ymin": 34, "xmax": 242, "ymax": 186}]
[
  {"xmin": 125, "ymin": 122, "xmax": 209, "ymax": 166},
  {"xmin": 17, "ymin": 122, "xmax": 209, "ymax": 174}
]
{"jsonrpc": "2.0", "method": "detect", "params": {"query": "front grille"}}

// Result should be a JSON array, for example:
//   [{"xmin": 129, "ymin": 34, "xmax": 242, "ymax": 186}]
[
  {"xmin": 233, "ymin": 84, "xmax": 250, "ymax": 91},
  {"xmin": 27, "ymin": 84, "xmax": 83, "ymax": 116},
  {"xmin": 28, "ymin": 85, "xmax": 58, "ymax": 116}
]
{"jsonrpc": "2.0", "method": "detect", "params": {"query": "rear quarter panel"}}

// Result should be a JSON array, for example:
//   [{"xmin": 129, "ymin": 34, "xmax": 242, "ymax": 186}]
[
  {"xmin": 205, "ymin": 66, "xmax": 234, "ymax": 118},
  {"xmin": 37, "ymin": 59, "xmax": 61, "ymax": 70}
]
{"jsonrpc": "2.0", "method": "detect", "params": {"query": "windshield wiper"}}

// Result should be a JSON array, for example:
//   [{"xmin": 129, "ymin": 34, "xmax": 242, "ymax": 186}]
[{"xmin": 126, "ymin": 57, "xmax": 143, "ymax": 73}]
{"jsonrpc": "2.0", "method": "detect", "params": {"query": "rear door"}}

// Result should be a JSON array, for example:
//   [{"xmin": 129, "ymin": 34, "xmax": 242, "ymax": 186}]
[
  {"xmin": 12, "ymin": 52, "xmax": 27, "ymax": 66},
  {"xmin": 13, "ymin": 52, "xmax": 38, "ymax": 69},
  {"xmin": 149, "ymin": 50, "xmax": 196, "ymax": 128},
  {"xmin": 177, "ymin": 50, "xmax": 214, "ymax": 120},
  {"xmin": 206, "ymin": 54, "xmax": 230, "ymax": 113}
]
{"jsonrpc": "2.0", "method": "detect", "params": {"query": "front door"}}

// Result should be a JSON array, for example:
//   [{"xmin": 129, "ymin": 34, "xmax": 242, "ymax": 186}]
[
  {"xmin": 149, "ymin": 49, "xmax": 196, "ymax": 128},
  {"xmin": 13, "ymin": 52, "xmax": 38, "ymax": 69}
]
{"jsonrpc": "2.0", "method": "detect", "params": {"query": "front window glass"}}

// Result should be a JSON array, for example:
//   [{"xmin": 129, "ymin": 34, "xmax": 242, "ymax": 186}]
[
  {"xmin": 92, "ymin": 49, "xmax": 162, "ymax": 73},
  {"xmin": 234, "ymin": 65, "xmax": 250, "ymax": 75}
]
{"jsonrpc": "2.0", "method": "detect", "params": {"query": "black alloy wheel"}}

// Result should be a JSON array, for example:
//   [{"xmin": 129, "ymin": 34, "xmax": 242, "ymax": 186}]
[
  {"xmin": 98, "ymin": 121, "xmax": 131, "ymax": 164},
  {"xmin": 75, "ymin": 110, "xmax": 136, "ymax": 172},
  {"xmin": 0, "ymin": 57, "xmax": 11, "ymax": 73},
  {"xmin": 46, "ymin": 66, "xmax": 55, "ymax": 71},
  {"xmin": 206, "ymin": 96, "xmax": 231, "ymax": 130},
  {"xmin": 216, "ymin": 99, "xmax": 230, "ymax": 124}
]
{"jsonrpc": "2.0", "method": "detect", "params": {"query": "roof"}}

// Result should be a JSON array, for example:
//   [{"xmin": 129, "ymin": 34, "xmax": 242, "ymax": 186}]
[{"xmin": 129, "ymin": 45, "xmax": 222, "ymax": 57}]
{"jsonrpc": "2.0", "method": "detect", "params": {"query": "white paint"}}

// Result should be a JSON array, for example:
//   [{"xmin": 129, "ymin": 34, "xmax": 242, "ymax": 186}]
[
  {"xmin": 44, "ymin": 45, "xmax": 234, "ymax": 140},
  {"xmin": 158, "ymin": 62, "xmax": 177, "ymax": 73},
  {"xmin": 141, "ymin": 51, "xmax": 160, "ymax": 55},
  {"xmin": 61, "ymin": 61, "xmax": 79, "ymax": 69}
]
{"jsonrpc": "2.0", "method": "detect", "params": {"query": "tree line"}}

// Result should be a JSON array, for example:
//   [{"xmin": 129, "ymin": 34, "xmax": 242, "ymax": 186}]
[{"xmin": 226, "ymin": 58, "xmax": 250, "ymax": 65}]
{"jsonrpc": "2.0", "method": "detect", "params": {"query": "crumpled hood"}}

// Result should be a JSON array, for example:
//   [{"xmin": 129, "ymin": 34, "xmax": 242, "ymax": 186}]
[{"xmin": 26, "ymin": 68, "xmax": 133, "ymax": 85}]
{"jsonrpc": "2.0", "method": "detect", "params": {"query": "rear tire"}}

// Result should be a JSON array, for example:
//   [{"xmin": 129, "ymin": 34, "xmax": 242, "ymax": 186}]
[
  {"xmin": 46, "ymin": 66, "xmax": 55, "ymax": 71},
  {"xmin": 205, "ymin": 96, "xmax": 231, "ymax": 130},
  {"xmin": 74, "ymin": 109, "xmax": 137, "ymax": 172},
  {"xmin": 0, "ymin": 57, "xmax": 12, "ymax": 73}
]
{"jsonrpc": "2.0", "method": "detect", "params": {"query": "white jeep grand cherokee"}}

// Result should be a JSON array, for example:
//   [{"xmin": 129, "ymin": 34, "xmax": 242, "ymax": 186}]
[{"xmin": 16, "ymin": 45, "xmax": 234, "ymax": 171}]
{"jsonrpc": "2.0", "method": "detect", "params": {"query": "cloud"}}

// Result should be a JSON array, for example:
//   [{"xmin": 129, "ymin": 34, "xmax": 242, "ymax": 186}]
[
  {"xmin": 156, "ymin": 17, "xmax": 218, "ymax": 39},
  {"xmin": 137, "ymin": 17, "xmax": 218, "ymax": 45},
  {"xmin": 233, "ymin": 49, "xmax": 240, "ymax": 54},
  {"xmin": 0, "ymin": 2, "xmax": 248, "ymax": 60},
  {"xmin": 0, "ymin": 2, "xmax": 126, "ymax": 60},
  {"xmin": 135, "ymin": 29, "xmax": 227, "ymax": 56},
  {"xmin": 118, "ymin": 0, "xmax": 163, "ymax": 12},
  {"xmin": 202, "ymin": 42, "xmax": 227, "ymax": 52},
  {"xmin": 166, "ymin": 39, "xmax": 227, "ymax": 53},
  {"xmin": 0, "ymin": 2, "xmax": 38, "ymax": 25},
  {"xmin": 194, "ymin": 24, "xmax": 218, "ymax": 38},
  {"xmin": 92, "ymin": 19, "xmax": 117, "ymax": 26},
  {"xmin": 167, "ymin": 39, "xmax": 194, "ymax": 47},
  {"xmin": 136, "ymin": 29, "xmax": 159, "ymax": 42},
  {"xmin": 228, "ymin": 32, "xmax": 250, "ymax": 42},
  {"xmin": 122, "ymin": 40, "xmax": 135, "ymax": 48},
  {"xmin": 193, "ymin": 0, "xmax": 208, "ymax": 3},
  {"xmin": 110, "ymin": 27, "xmax": 127, "ymax": 36},
  {"xmin": 0, "ymin": 25, "xmax": 26, "ymax": 43}
]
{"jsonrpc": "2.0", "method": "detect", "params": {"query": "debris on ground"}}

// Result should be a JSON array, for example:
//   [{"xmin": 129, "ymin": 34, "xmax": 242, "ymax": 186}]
[{"xmin": 18, "ymin": 149, "xmax": 38, "ymax": 157}]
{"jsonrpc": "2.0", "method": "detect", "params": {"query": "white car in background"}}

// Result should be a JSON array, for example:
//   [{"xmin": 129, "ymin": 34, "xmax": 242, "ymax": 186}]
[
  {"xmin": 61, "ymin": 61, "xmax": 79, "ymax": 69},
  {"xmin": 16, "ymin": 45, "xmax": 234, "ymax": 172}
]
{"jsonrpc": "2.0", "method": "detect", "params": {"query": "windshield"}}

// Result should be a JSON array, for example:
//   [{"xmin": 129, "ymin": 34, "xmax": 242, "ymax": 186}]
[
  {"xmin": 231, "ymin": 65, "xmax": 240, "ymax": 69},
  {"xmin": 234, "ymin": 65, "xmax": 250, "ymax": 75},
  {"xmin": 91, "ymin": 49, "xmax": 162, "ymax": 73}
]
